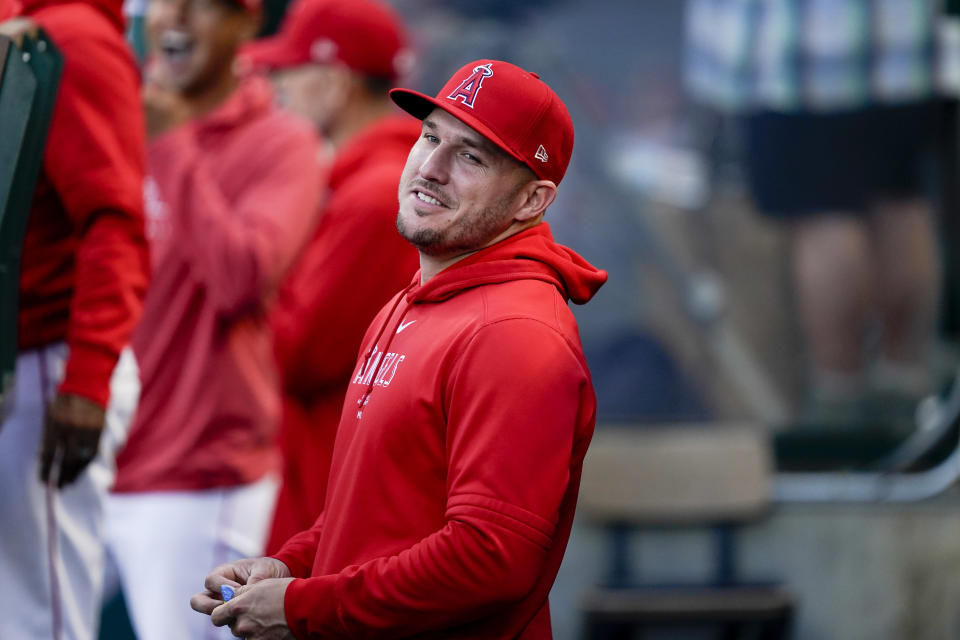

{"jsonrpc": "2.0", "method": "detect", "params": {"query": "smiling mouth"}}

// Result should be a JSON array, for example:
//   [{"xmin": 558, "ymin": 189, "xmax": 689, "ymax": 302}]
[
  {"xmin": 415, "ymin": 191, "xmax": 445, "ymax": 207},
  {"xmin": 159, "ymin": 30, "xmax": 194, "ymax": 68}
]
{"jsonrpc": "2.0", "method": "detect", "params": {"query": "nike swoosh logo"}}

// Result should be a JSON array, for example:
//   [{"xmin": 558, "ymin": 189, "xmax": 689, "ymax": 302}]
[{"xmin": 396, "ymin": 320, "xmax": 417, "ymax": 334}]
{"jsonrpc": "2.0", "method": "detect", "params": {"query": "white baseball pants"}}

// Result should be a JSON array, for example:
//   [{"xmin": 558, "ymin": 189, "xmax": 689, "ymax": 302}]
[
  {"xmin": 103, "ymin": 474, "xmax": 279, "ymax": 640},
  {"xmin": 0, "ymin": 343, "xmax": 139, "ymax": 640}
]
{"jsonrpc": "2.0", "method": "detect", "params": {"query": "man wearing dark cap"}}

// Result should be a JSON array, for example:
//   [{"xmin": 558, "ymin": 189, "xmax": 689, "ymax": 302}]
[
  {"xmin": 192, "ymin": 60, "xmax": 607, "ymax": 639},
  {"xmin": 102, "ymin": 0, "xmax": 322, "ymax": 638},
  {"xmin": 242, "ymin": 0, "xmax": 421, "ymax": 553}
]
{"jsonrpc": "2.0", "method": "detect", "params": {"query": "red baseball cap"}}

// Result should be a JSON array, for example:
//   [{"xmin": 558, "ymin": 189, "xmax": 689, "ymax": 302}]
[
  {"xmin": 241, "ymin": 0, "xmax": 410, "ymax": 80},
  {"xmin": 389, "ymin": 59, "xmax": 574, "ymax": 185}
]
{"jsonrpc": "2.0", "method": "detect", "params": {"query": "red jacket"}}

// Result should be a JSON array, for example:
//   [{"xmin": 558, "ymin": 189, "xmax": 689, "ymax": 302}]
[
  {"xmin": 1, "ymin": 0, "xmax": 22, "ymax": 20},
  {"xmin": 113, "ymin": 75, "xmax": 322, "ymax": 492},
  {"xmin": 266, "ymin": 114, "xmax": 420, "ymax": 552},
  {"xmin": 273, "ymin": 224, "xmax": 607, "ymax": 639},
  {"xmin": 17, "ymin": 0, "xmax": 149, "ymax": 407}
]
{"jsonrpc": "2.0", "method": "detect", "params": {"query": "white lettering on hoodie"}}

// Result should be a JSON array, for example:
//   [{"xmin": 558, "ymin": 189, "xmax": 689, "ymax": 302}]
[{"xmin": 352, "ymin": 346, "xmax": 407, "ymax": 389}]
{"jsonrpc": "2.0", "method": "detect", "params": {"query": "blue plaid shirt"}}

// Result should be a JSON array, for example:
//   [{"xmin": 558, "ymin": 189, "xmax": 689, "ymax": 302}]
[{"xmin": 685, "ymin": 0, "xmax": 939, "ymax": 112}]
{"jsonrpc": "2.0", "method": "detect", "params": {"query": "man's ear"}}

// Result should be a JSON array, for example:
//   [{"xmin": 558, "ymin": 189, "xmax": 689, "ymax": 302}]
[
  {"xmin": 329, "ymin": 63, "xmax": 358, "ymax": 97},
  {"xmin": 514, "ymin": 179, "xmax": 557, "ymax": 223}
]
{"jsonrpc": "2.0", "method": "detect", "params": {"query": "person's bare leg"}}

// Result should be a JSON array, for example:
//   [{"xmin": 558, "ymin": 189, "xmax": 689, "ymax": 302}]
[
  {"xmin": 791, "ymin": 214, "xmax": 875, "ymax": 404},
  {"xmin": 870, "ymin": 198, "xmax": 940, "ymax": 395}
]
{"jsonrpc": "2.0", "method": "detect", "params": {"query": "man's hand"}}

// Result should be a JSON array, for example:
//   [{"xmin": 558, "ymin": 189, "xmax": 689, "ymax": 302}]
[
  {"xmin": 0, "ymin": 17, "xmax": 39, "ymax": 48},
  {"xmin": 211, "ymin": 577, "xmax": 295, "ymax": 639},
  {"xmin": 142, "ymin": 81, "xmax": 194, "ymax": 139},
  {"xmin": 190, "ymin": 557, "xmax": 292, "ymax": 616},
  {"xmin": 40, "ymin": 393, "xmax": 105, "ymax": 488}
]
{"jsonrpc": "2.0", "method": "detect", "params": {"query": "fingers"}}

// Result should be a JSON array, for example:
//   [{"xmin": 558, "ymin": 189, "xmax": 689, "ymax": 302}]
[
  {"xmin": 143, "ymin": 58, "xmax": 175, "ymax": 91},
  {"xmin": 57, "ymin": 429, "xmax": 101, "ymax": 488},
  {"xmin": 39, "ymin": 417, "xmax": 57, "ymax": 484},
  {"xmin": 204, "ymin": 567, "xmax": 243, "ymax": 593},
  {"xmin": 210, "ymin": 600, "xmax": 237, "ymax": 628},
  {"xmin": 0, "ymin": 18, "xmax": 40, "ymax": 48},
  {"xmin": 248, "ymin": 556, "xmax": 291, "ymax": 583},
  {"xmin": 190, "ymin": 591, "xmax": 222, "ymax": 615},
  {"xmin": 247, "ymin": 558, "xmax": 273, "ymax": 584},
  {"xmin": 39, "ymin": 394, "xmax": 106, "ymax": 488}
]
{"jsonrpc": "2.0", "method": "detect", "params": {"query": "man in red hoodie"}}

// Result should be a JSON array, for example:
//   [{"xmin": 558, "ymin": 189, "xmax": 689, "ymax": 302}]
[
  {"xmin": 101, "ymin": 0, "xmax": 321, "ymax": 638},
  {"xmin": 0, "ymin": 1, "xmax": 149, "ymax": 639},
  {"xmin": 191, "ymin": 60, "xmax": 607, "ymax": 639},
  {"xmin": 242, "ymin": 0, "xmax": 420, "ymax": 554}
]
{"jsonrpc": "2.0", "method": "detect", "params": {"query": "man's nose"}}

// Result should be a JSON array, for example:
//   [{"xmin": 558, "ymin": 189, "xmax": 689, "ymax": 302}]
[{"xmin": 417, "ymin": 146, "xmax": 449, "ymax": 184}]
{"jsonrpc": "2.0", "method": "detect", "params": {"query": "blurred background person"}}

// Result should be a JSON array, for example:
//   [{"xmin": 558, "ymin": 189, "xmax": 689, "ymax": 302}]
[
  {"xmin": 685, "ymin": 0, "xmax": 943, "ymax": 429},
  {"xmin": 0, "ymin": 0, "xmax": 19, "ymax": 20},
  {"xmin": 241, "ymin": 0, "xmax": 421, "ymax": 552},
  {"xmin": 0, "ymin": 1, "xmax": 149, "ymax": 639},
  {"xmin": 101, "ymin": 0, "xmax": 322, "ymax": 637}
]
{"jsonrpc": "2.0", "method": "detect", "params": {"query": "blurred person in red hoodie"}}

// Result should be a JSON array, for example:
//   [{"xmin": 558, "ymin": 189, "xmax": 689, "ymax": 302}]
[
  {"xmin": 191, "ymin": 60, "xmax": 608, "ymax": 640},
  {"xmin": 100, "ymin": 0, "xmax": 322, "ymax": 638},
  {"xmin": 242, "ymin": 0, "xmax": 420, "ymax": 554},
  {"xmin": 0, "ymin": 1, "xmax": 149, "ymax": 639},
  {"xmin": 0, "ymin": 0, "xmax": 19, "ymax": 20}
]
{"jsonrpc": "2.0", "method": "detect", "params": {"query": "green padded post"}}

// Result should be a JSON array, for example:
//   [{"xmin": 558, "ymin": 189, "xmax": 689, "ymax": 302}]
[{"xmin": 0, "ymin": 31, "xmax": 62, "ymax": 412}]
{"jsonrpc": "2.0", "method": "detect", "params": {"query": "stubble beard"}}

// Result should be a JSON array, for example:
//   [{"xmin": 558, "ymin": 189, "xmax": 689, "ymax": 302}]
[{"xmin": 396, "ymin": 185, "xmax": 519, "ymax": 258}]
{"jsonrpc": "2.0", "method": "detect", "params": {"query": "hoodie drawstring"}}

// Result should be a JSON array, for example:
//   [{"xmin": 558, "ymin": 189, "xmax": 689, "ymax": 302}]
[{"xmin": 356, "ymin": 281, "xmax": 417, "ymax": 415}]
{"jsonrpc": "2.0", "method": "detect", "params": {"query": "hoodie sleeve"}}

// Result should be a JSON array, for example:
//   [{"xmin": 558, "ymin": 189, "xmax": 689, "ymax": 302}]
[
  {"xmin": 272, "ymin": 165, "xmax": 419, "ymax": 398},
  {"xmin": 146, "ymin": 113, "xmax": 321, "ymax": 318},
  {"xmin": 281, "ymin": 318, "xmax": 590, "ymax": 638},
  {"xmin": 272, "ymin": 512, "xmax": 324, "ymax": 579},
  {"xmin": 33, "ymin": 14, "xmax": 149, "ymax": 407}
]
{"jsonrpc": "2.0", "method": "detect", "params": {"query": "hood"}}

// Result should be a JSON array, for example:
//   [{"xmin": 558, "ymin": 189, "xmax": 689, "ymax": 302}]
[
  {"xmin": 21, "ymin": 0, "xmax": 124, "ymax": 30},
  {"xmin": 408, "ymin": 223, "xmax": 607, "ymax": 306},
  {"xmin": 329, "ymin": 113, "xmax": 420, "ymax": 190},
  {"xmin": 350, "ymin": 222, "xmax": 605, "ymax": 416},
  {"xmin": 1, "ymin": 0, "xmax": 22, "ymax": 20}
]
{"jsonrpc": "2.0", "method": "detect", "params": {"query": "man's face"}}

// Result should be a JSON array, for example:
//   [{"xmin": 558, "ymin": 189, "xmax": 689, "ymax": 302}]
[
  {"xmin": 270, "ymin": 64, "xmax": 348, "ymax": 133},
  {"xmin": 396, "ymin": 108, "xmax": 530, "ymax": 260},
  {"xmin": 147, "ymin": 0, "xmax": 250, "ymax": 95}
]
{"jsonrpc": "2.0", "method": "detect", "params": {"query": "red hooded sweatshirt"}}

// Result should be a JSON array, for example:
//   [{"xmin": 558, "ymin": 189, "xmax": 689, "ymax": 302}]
[
  {"xmin": 273, "ymin": 223, "xmax": 607, "ymax": 639},
  {"xmin": 1, "ymin": 0, "xmax": 22, "ymax": 20},
  {"xmin": 17, "ymin": 0, "xmax": 149, "ymax": 407},
  {"xmin": 113, "ymin": 75, "xmax": 322, "ymax": 492},
  {"xmin": 266, "ymin": 114, "xmax": 420, "ymax": 552}
]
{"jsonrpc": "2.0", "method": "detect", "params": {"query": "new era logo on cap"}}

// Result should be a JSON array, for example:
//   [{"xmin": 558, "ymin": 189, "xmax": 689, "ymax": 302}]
[
  {"xmin": 390, "ymin": 59, "xmax": 575, "ymax": 185},
  {"xmin": 310, "ymin": 38, "xmax": 338, "ymax": 64}
]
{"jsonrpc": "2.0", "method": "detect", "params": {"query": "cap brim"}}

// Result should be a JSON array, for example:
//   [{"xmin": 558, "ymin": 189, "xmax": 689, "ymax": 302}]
[
  {"xmin": 240, "ymin": 37, "xmax": 308, "ymax": 71},
  {"xmin": 389, "ymin": 88, "xmax": 529, "ymax": 168}
]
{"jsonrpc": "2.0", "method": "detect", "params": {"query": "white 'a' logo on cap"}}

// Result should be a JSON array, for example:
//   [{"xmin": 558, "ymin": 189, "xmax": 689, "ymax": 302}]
[
  {"xmin": 535, "ymin": 145, "xmax": 549, "ymax": 162},
  {"xmin": 447, "ymin": 63, "xmax": 494, "ymax": 109}
]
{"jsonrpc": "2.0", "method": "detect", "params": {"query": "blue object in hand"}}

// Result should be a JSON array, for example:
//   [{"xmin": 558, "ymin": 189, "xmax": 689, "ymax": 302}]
[{"xmin": 220, "ymin": 585, "xmax": 235, "ymax": 602}]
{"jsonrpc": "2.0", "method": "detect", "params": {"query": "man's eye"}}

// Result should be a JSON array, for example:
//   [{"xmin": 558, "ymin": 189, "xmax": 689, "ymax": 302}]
[
  {"xmin": 424, "ymin": 134, "xmax": 439, "ymax": 143},
  {"xmin": 463, "ymin": 153, "xmax": 481, "ymax": 164}
]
